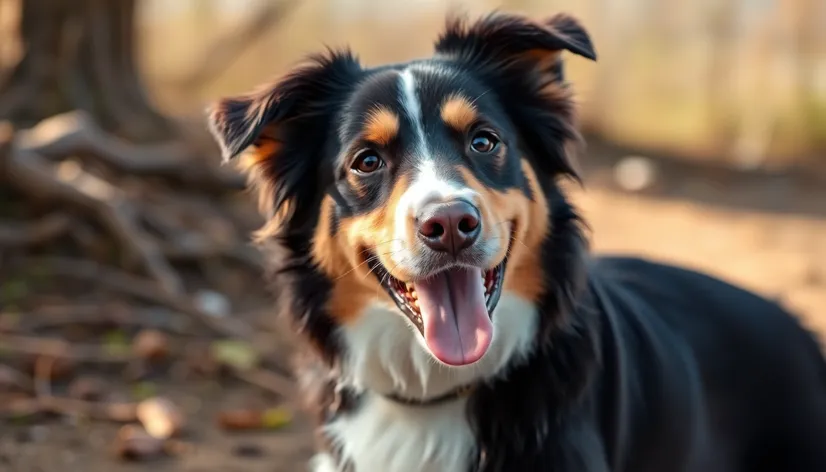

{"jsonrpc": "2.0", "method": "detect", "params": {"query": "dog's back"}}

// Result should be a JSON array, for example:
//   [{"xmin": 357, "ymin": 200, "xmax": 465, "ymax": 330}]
[{"xmin": 590, "ymin": 256, "xmax": 826, "ymax": 472}]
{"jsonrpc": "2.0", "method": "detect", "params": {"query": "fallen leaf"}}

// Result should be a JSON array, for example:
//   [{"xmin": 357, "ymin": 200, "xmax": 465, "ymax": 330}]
[
  {"xmin": 216, "ymin": 406, "xmax": 292, "ymax": 431},
  {"xmin": 210, "ymin": 340, "xmax": 259, "ymax": 371},
  {"xmin": 262, "ymin": 407, "xmax": 292, "ymax": 430},
  {"xmin": 130, "ymin": 381, "xmax": 157, "ymax": 400},
  {"xmin": 132, "ymin": 330, "xmax": 169, "ymax": 363},
  {"xmin": 136, "ymin": 397, "xmax": 185, "ymax": 439},
  {"xmin": 216, "ymin": 409, "xmax": 263, "ymax": 431},
  {"xmin": 103, "ymin": 329, "xmax": 130, "ymax": 357}
]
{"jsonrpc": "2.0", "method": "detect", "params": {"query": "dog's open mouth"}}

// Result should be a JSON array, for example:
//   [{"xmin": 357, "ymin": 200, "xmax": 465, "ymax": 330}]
[{"xmin": 368, "ymin": 259, "xmax": 506, "ymax": 366}]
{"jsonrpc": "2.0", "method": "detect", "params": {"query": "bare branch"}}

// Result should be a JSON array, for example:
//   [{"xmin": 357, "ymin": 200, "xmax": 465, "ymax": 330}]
[
  {"xmin": 0, "ymin": 213, "xmax": 72, "ymax": 248},
  {"xmin": 19, "ymin": 255, "xmax": 253, "ymax": 340},
  {"xmin": 16, "ymin": 111, "xmax": 244, "ymax": 191}
]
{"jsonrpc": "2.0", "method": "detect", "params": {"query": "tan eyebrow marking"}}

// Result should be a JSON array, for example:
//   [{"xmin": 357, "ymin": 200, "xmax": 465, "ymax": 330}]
[
  {"xmin": 440, "ymin": 94, "xmax": 478, "ymax": 132},
  {"xmin": 363, "ymin": 107, "xmax": 400, "ymax": 146}
]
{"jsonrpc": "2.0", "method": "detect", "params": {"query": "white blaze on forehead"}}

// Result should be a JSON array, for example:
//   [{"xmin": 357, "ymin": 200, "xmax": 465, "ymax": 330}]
[
  {"xmin": 396, "ymin": 68, "xmax": 477, "ymax": 212},
  {"xmin": 399, "ymin": 68, "xmax": 430, "ymax": 160},
  {"xmin": 391, "ymin": 68, "xmax": 480, "ymax": 269}
]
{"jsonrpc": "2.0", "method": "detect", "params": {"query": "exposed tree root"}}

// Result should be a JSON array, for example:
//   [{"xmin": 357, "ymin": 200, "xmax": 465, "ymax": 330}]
[
  {"xmin": 6, "ymin": 129, "xmax": 185, "ymax": 295},
  {"xmin": 17, "ymin": 111, "xmax": 244, "ymax": 191},
  {"xmin": 0, "ymin": 212, "xmax": 72, "ymax": 248}
]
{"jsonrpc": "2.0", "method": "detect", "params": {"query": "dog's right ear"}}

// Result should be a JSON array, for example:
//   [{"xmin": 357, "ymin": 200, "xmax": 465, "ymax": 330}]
[
  {"xmin": 207, "ymin": 50, "xmax": 363, "ymax": 163},
  {"xmin": 207, "ymin": 91, "xmax": 279, "ymax": 163},
  {"xmin": 206, "ymin": 50, "xmax": 362, "ymax": 226}
]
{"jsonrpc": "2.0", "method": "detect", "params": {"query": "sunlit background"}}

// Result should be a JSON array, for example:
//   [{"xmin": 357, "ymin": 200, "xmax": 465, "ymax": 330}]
[
  {"xmin": 0, "ymin": 0, "xmax": 824, "ymax": 470},
  {"xmin": 140, "ymin": 0, "xmax": 826, "ymax": 323}
]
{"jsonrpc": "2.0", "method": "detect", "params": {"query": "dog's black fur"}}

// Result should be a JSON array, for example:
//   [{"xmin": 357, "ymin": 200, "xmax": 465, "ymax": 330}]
[
  {"xmin": 470, "ymin": 255, "xmax": 826, "ymax": 471},
  {"xmin": 208, "ymin": 11, "xmax": 826, "ymax": 472}
]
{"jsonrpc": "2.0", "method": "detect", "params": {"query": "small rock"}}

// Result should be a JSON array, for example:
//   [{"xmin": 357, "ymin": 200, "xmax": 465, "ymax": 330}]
[
  {"xmin": 114, "ymin": 424, "xmax": 164, "ymax": 461},
  {"xmin": 232, "ymin": 442, "xmax": 265, "ymax": 458},
  {"xmin": 27, "ymin": 425, "xmax": 48, "ymax": 443},
  {"xmin": 194, "ymin": 290, "xmax": 231, "ymax": 318},
  {"xmin": 614, "ymin": 156, "xmax": 658, "ymax": 192},
  {"xmin": 136, "ymin": 396, "xmax": 186, "ymax": 439},
  {"xmin": 68, "ymin": 376, "xmax": 106, "ymax": 401},
  {"xmin": 132, "ymin": 329, "xmax": 170, "ymax": 363},
  {"xmin": 15, "ymin": 425, "xmax": 49, "ymax": 443},
  {"xmin": 0, "ymin": 364, "xmax": 31, "ymax": 392}
]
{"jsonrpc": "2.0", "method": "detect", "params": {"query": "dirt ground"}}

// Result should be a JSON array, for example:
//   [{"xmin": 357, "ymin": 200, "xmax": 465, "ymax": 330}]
[{"xmin": 2, "ymin": 143, "xmax": 825, "ymax": 472}]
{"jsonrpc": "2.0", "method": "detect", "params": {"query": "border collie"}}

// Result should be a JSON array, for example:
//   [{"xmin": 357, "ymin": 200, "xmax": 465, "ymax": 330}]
[{"xmin": 207, "ymin": 12, "xmax": 826, "ymax": 472}]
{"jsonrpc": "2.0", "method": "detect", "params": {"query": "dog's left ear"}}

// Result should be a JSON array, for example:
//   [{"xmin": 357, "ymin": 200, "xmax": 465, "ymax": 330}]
[
  {"xmin": 435, "ymin": 12, "xmax": 596, "ymax": 82},
  {"xmin": 436, "ymin": 13, "xmax": 596, "ymax": 180}
]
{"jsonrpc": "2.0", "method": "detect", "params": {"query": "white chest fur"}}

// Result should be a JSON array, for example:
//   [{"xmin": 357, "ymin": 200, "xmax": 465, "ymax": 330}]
[
  {"xmin": 314, "ymin": 394, "xmax": 474, "ymax": 472},
  {"xmin": 311, "ymin": 293, "xmax": 538, "ymax": 472}
]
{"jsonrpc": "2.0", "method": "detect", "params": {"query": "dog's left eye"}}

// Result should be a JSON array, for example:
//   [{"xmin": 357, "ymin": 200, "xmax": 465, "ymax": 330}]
[
  {"xmin": 470, "ymin": 130, "xmax": 499, "ymax": 154},
  {"xmin": 351, "ymin": 150, "xmax": 385, "ymax": 175}
]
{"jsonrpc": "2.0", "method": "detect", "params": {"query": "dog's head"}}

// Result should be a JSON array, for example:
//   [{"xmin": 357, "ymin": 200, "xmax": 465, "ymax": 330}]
[{"xmin": 208, "ymin": 12, "xmax": 595, "ymax": 381}]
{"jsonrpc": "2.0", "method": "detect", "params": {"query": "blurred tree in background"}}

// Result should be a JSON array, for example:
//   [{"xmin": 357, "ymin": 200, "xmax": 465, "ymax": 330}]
[
  {"xmin": 0, "ymin": 0, "xmax": 172, "ymax": 141},
  {"xmin": 0, "ymin": 0, "xmax": 292, "ymax": 302}
]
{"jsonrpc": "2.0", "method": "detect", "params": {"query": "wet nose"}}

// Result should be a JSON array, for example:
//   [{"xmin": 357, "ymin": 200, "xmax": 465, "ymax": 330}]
[{"xmin": 416, "ymin": 199, "xmax": 481, "ymax": 255}]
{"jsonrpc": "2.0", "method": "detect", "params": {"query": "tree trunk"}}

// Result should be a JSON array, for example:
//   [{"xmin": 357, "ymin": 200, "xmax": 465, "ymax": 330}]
[{"xmin": 0, "ymin": 0, "xmax": 173, "ymax": 142}]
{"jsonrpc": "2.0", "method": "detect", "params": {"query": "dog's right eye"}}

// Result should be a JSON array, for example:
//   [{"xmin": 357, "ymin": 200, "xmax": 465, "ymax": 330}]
[{"xmin": 351, "ymin": 150, "xmax": 385, "ymax": 175}]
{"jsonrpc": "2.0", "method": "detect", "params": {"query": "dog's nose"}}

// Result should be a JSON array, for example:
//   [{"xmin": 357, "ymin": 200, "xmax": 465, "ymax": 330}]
[{"xmin": 416, "ymin": 200, "xmax": 481, "ymax": 255}]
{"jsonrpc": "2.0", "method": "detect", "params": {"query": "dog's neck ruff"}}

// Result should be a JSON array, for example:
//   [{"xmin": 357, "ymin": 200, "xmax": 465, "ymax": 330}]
[{"xmin": 381, "ymin": 383, "xmax": 477, "ymax": 407}]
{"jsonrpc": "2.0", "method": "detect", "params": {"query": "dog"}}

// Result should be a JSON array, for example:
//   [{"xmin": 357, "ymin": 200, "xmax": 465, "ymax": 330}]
[{"xmin": 207, "ymin": 11, "xmax": 826, "ymax": 472}]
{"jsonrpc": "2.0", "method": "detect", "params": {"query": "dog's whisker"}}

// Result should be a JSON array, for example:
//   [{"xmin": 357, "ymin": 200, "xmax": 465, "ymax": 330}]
[{"xmin": 335, "ymin": 250, "xmax": 401, "ymax": 281}]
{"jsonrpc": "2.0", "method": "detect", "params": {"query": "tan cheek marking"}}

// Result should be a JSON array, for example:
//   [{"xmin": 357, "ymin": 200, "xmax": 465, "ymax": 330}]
[
  {"xmin": 364, "ymin": 173, "xmax": 418, "ymax": 282},
  {"xmin": 504, "ymin": 160, "xmax": 550, "ymax": 302},
  {"xmin": 310, "ymin": 197, "xmax": 382, "ymax": 324},
  {"xmin": 363, "ymin": 107, "xmax": 400, "ymax": 147},
  {"xmin": 311, "ymin": 197, "xmax": 344, "ymax": 277},
  {"xmin": 455, "ymin": 164, "xmax": 549, "ymax": 302},
  {"xmin": 310, "ymin": 175, "xmax": 415, "ymax": 324},
  {"xmin": 440, "ymin": 94, "xmax": 478, "ymax": 133}
]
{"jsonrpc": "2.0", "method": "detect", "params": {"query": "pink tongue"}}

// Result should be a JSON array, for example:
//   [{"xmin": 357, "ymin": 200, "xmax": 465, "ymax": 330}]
[{"xmin": 413, "ymin": 268, "xmax": 493, "ymax": 366}]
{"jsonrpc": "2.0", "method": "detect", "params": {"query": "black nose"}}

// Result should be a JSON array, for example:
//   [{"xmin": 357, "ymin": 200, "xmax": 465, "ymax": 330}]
[{"xmin": 416, "ymin": 200, "xmax": 481, "ymax": 255}]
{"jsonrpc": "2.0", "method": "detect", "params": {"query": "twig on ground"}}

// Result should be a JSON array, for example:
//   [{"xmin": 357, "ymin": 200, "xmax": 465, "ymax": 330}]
[
  {"xmin": 23, "ymin": 304, "xmax": 193, "ymax": 335},
  {"xmin": 22, "ymin": 256, "xmax": 254, "ymax": 339},
  {"xmin": 230, "ymin": 367, "xmax": 297, "ymax": 399},
  {"xmin": 1, "ymin": 395, "xmax": 138, "ymax": 422},
  {"xmin": 0, "ymin": 334, "xmax": 134, "ymax": 363},
  {"xmin": 0, "ymin": 213, "xmax": 72, "ymax": 248}
]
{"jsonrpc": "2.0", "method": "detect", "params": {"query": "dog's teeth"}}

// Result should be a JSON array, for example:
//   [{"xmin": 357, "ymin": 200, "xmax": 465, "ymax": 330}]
[
  {"xmin": 411, "ymin": 299, "xmax": 419, "ymax": 308},
  {"xmin": 410, "ymin": 290, "xmax": 418, "ymax": 300}
]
